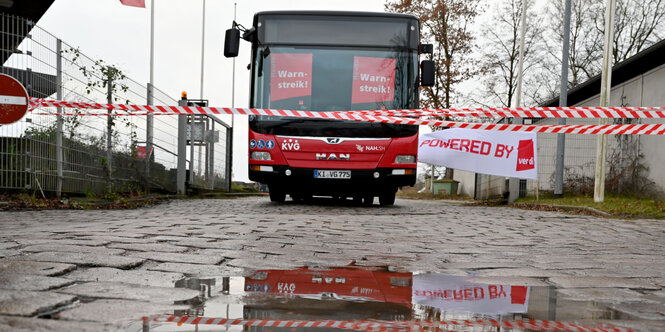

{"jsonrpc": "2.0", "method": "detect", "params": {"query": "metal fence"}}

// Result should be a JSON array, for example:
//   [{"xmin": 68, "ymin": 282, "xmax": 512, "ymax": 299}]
[{"xmin": 1, "ymin": 13, "xmax": 231, "ymax": 197}]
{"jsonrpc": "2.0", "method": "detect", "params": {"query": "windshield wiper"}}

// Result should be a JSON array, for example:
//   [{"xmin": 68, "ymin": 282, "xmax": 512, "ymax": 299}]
[{"xmin": 257, "ymin": 47, "xmax": 270, "ymax": 77}]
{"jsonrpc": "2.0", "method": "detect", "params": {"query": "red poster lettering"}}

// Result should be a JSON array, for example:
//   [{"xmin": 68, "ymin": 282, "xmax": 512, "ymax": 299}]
[
  {"xmin": 351, "ymin": 56, "xmax": 396, "ymax": 104},
  {"xmin": 270, "ymin": 53, "xmax": 312, "ymax": 101},
  {"xmin": 516, "ymin": 139, "xmax": 535, "ymax": 171}
]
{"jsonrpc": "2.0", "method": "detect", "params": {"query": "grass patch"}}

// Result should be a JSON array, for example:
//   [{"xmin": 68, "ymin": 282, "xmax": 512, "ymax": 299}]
[{"xmin": 516, "ymin": 194, "xmax": 665, "ymax": 219}]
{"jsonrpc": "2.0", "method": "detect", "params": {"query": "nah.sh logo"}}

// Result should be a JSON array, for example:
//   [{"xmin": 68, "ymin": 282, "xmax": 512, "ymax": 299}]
[{"xmin": 516, "ymin": 139, "xmax": 535, "ymax": 171}]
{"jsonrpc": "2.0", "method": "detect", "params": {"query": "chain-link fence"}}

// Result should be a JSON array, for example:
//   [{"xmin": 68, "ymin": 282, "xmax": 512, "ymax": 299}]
[{"xmin": 1, "ymin": 13, "xmax": 231, "ymax": 196}]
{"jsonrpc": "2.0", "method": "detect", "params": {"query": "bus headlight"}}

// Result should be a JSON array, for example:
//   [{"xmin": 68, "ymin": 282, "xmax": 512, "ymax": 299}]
[
  {"xmin": 395, "ymin": 155, "xmax": 415, "ymax": 163},
  {"xmin": 251, "ymin": 151, "xmax": 271, "ymax": 160}
]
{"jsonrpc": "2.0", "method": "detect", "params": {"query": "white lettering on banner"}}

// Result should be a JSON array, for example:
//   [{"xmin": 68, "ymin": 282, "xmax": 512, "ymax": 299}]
[
  {"xmin": 413, "ymin": 274, "xmax": 530, "ymax": 315},
  {"xmin": 418, "ymin": 128, "xmax": 538, "ymax": 180}
]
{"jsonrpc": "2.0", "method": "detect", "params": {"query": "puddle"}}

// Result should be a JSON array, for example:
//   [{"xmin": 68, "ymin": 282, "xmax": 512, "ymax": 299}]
[{"xmin": 126, "ymin": 266, "xmax": 656, "ymax": 332}]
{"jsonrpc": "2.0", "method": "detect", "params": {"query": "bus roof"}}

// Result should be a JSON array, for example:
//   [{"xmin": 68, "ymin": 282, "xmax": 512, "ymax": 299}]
[{"xmin": 253, "ymin": 10, "xmax": 418, "ymax": 22}]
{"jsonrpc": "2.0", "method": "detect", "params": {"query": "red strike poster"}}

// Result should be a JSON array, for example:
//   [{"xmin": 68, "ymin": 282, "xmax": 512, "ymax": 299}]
[
  {"xmin": 270, "ymin": 53, "xmax": 312, "ymax": 102},
  {"xmin": 351, "ymin": 56, "xmax": 396, "ymax": 104}
]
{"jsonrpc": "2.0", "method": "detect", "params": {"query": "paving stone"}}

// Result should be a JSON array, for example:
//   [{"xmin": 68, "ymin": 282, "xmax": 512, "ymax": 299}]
[
  {"xmin": 15, "ymin": 239, "xmax": 111, "ymax": 246},
  {"xmin": 563, "ymin": 288, "xmax": 658, "ymax": 305},
  {"xmin": 106, "ymin": 242, "xmax": 188, "ymax": 253},
  {"xmin": 549, "ymin": 277, "xmax": 660, "ymax": 289},
  {"xmin": 14, "ymin": 252, "xmax": 145, "ymax": 269},
  {"xmin": 57, "ymin": 299, "xmax": 187, "ymax": 324},
  {"xmin": 148, "ymin": 262, "xmax": 245, "ymax": 277},
  {"xmin": 64, "ymin": 267, "xmax": 185, "ymax": 288},
  {"xmin": 0, "ymin": 290, "xmax": 76, "ymax": 316},
  {"xmin": 477, "ymin": 267, "xmax": 569, "ymax": 278},
  {"xmin": 0, "ymin": 316, "xmax": 118, "ymax": 332},
  {"xmin": 0, "ymin": 243, "xmax": 19, "ymax": 250},
  {"xmin": 19, "ymin": 245, "xmax": 124, "ymax": 255},
  {"xmin": 611, "ymin": 302, "xmax": 665, "ymax": 320},
  {"xmin": 0, "ymin": 250, "xmax": 19, "ymax": 258},
  {"xmin": 57, "ymin": 282, "xmax": 200, "ymax": 303},
  {"xmin": 0, "ymin": 260, "xmax": 76, "ymax": 276},
  {"xmin": 0, "ymin": 274, "xmax": 75, "ymax": 291},
  {"xmin": 442, "ymin": 261, "xmax": 525, "ymax": 269},
  {"xmin": 125, "ymin": 251, "xmax": 223, "ymax": 265},
  {"xmin": 465, "ymin": 276, "xmax": 550, "ymax": 287}
]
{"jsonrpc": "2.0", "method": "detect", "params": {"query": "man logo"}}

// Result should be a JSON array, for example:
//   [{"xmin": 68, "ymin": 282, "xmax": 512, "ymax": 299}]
[
  {"xmin": 326, "ymin": 138, "xmax": 342, "ymax": 144},
  {"xmin": 316, "ymin": 153, "xmax": 350, "ymax": 161}
]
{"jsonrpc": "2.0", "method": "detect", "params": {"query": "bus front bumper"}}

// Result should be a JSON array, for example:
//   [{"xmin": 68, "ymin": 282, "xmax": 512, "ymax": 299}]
[{"xmin": 249, "ymin": 166, "xmax": 416, "ymax": 195}]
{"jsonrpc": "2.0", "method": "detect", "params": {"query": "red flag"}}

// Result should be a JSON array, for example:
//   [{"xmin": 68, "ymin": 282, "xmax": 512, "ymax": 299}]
[{"xmin": 119, "ymin": 0, "xmax": 145, "ymax": 8}]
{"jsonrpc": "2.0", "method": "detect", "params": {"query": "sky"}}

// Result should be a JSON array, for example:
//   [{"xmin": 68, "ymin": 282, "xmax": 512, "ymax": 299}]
[{"xmin": 37, "ymin": 0, "xmax": 390, "ymax": 182}]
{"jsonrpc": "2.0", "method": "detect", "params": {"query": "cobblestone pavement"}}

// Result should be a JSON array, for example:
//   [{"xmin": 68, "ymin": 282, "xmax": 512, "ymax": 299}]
[{"xmin": 0, "ymin": 197, "xmax": 664, "ymax": 331}]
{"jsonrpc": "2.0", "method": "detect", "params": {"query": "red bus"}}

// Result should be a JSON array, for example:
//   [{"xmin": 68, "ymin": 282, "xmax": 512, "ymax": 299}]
[
  {"xmin": 225, "ymin": 11, "xmax": 434, "ymax": 205},
  {"xmin": 245, "ymin": 266, "xmax": 412, "ymax": 307}
]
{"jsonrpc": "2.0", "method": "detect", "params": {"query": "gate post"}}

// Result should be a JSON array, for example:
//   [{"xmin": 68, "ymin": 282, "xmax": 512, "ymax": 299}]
[{"xmin": 177, "ymin": 98, "xmax": 187, "ymax": 195}]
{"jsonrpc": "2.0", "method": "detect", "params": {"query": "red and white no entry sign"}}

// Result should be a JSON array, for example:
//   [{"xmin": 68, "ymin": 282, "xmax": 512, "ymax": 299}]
[{"xmin": 0, "ymin": 74, "xmax": 29, "ymax": 125}]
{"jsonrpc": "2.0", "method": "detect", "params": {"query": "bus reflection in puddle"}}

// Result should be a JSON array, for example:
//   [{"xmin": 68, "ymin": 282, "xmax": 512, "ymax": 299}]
[
  {"xmin": 146, "ymin": 265, "xmax": 566, "ymax": 332},
  {"xmin": 140, "ymin": 265, "xmax": 637, "ymax": 331}
]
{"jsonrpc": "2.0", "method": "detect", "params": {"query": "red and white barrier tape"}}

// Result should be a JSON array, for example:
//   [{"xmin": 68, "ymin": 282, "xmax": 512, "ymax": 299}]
[
  {"xmin": 28, "ymin": 98, "xmax": 665, "ymax": 119},
  {"xmin": 146, "ymin": 315, "xmax": 635, "ymax": 332},
  {"xmin": 27, "ymin": 98, "xmax": 665, "ymax": 135}
]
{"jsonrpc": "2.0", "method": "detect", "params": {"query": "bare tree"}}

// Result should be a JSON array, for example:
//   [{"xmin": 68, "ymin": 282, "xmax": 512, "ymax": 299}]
[
  {"xmin": 540, "ymin": 0, "xmax": 665, "ymax": 101},
  {"xmin": 603, "ymin": 0, "xmax": 665, "ymax": 63},
  {"xmin": 475, "ymin": 0, "xmax": 544, "ymax": 107},
  {"xmin": 386, "ymin": 0, "xmax": 483, "ymax": 109}
]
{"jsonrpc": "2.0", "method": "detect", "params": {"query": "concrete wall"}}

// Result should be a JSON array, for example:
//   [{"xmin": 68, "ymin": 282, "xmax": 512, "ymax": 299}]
[{"xmin": 454, "ymin": 169, "xmax": 476, "ymax": 197}]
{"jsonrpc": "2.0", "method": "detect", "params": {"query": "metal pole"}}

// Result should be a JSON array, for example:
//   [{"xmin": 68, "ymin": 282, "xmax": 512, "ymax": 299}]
[
  {"xmin": 228, "ymin": 2, "xmax": 237, "ymax": 193},
  {"xmin": 147, "ymin": 0, "xmax": 155, "ymax": 190},
  {"xmin": 55, "ymin": 39, "xmax": 63, "ymax": 197},
  {"xmin": 226, "ymin": 127, "xmax": 232, "ymax": 192},
  {"xmin": 198, "ymin": 0, "xmax": 206, "ymax": 181},
  {"xmin": 149, "ymin": 0, "xmax": 155, "ymax": 88},
  {"xmin": 146, "ymin": 83, "xmax": 153, "ymax": 186},
  {"xmin": 177, "ymin": 99, "xmax": 187, "ymax": 195},
  {"xmin": 106, "ymin": 69, "xmax": 113, "ymax": 194},
  {"xmin": 554, "ymin": 0, "xmax": 572, "ymax": 198},
  {"xmin": 209, "ymin": 121, "xmax": 215, "ymax": 189},
  {"xmin": 508, "ymin": 0, "xmax": 527, "ymax": 203},
  {"xmin": 189, "ymin": 117, "xmax": 195, "ymax": 185},
  {"xmin": 200, "ymin": 0, "xmax": 206, "ymax": 99},
  {"xmin": 595, "ymin": 0, "xmax": 615, "ymax": 203}
]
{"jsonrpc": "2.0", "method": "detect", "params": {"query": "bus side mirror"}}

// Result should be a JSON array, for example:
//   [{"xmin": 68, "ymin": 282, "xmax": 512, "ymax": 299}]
[
  {"xmin": 224, "ymin": 27, "xmax": 240, "ymax": 58},
  {"xmin": 421, "ymin": 60, "xmax": 435, "ymax": 86}
]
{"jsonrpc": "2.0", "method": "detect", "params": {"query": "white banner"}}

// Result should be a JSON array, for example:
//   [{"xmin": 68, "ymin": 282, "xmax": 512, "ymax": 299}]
[
  {"xmin": 418, "ymin": 128, "xmax": 538, "ymax": 179},
  {"xmin": 413, "ymin": 274, "xmax": 530, "ymax": 315}
]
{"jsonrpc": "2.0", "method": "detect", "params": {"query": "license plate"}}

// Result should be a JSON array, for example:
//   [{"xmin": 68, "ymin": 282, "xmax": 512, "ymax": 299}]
[{"xmin": 314, "ymin": 170, "xmax": 351, "ymax": 179}]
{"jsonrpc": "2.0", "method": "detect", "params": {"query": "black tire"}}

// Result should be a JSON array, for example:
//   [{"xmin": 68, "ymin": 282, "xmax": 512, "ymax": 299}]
[
  {"xmin": 268, "ymin": 185, "xmax": 286, "ymax": 202},
  {"xmin": 353, "ymin": 196, "xmax": 362, "ymax": 205},
  {"xmin": 363, "ymin": 195, "xmax": 374, "ymax": 206},
  {"xmin": 379, "ymin": 189, "xmax": 396, "ymax": 206}
]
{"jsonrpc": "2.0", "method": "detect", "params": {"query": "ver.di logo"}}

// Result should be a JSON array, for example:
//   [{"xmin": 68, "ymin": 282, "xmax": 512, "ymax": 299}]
[{"xmin": 516, "ymin": 139, "xmax": 535, "ymax": 171}]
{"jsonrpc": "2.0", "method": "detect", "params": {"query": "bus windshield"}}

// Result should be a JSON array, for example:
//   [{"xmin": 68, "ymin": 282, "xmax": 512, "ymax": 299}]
[{"xmin": 250, "ymin": 47, "xmax": 419, "ymax": 137}]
